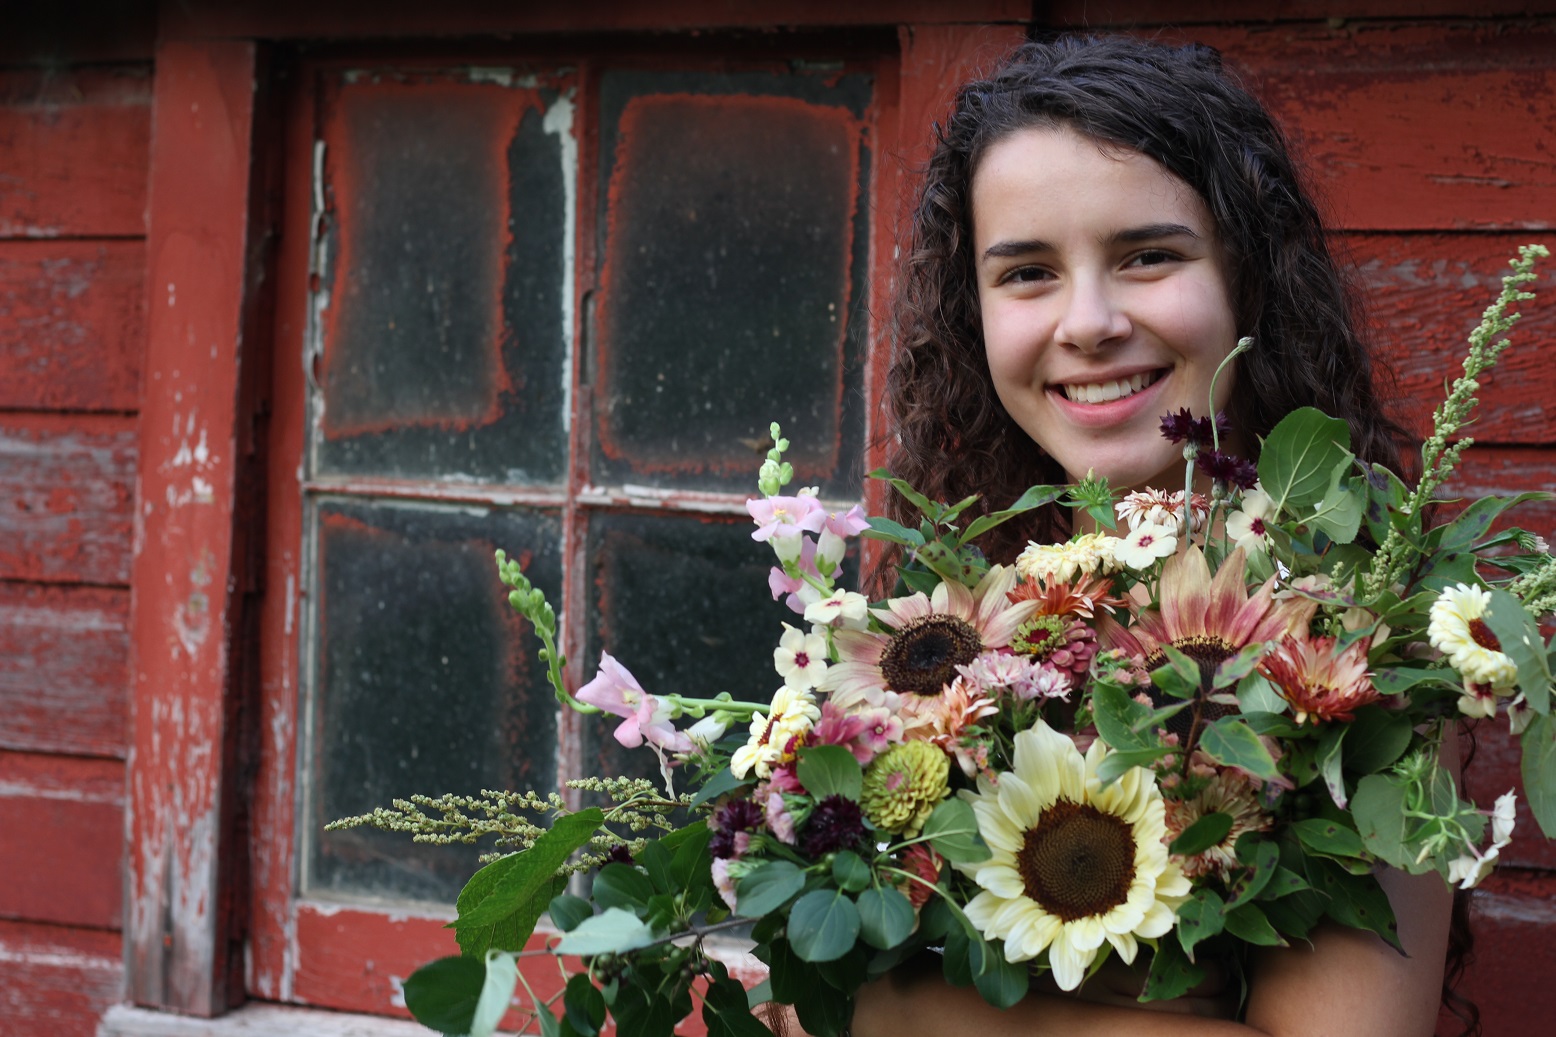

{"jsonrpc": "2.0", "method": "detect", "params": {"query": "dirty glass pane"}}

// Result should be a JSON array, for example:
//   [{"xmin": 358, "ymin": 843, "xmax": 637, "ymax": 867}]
[
  {"xmin": 306, "ymin": 498, "xmax": 561, "ymax": 903},
  {"xmin": 579, "ymin": 509, "xmax": 857, "ymax": 787},
  {"xmin": 316, "ymin": 76, "xmax": 569, "ymax": 485},
  {"xmin": 591, "ymin": 70, "xmax": 872, "ymax": 497}
]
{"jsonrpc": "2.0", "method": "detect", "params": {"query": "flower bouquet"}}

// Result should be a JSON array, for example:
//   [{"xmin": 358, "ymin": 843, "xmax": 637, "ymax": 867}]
[{"xmin": 331, "ymin": 246, "xmax": 1556, "ymax": 1037}]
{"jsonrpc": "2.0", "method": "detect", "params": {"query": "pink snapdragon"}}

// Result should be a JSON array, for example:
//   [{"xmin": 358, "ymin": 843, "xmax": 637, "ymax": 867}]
[
  {"xmin": 747, "ymin": 494, "xmax": 826, "ymax": 543},
  {"xmin": 576, "ymin": 654, "xmax": 692, "ymax": 753}
]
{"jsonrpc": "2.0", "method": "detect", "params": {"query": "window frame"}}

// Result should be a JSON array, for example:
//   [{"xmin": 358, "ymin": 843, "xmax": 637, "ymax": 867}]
[{"xmin": 124, "ymin": 15, "xmax": 1028, "ymax": 1023}]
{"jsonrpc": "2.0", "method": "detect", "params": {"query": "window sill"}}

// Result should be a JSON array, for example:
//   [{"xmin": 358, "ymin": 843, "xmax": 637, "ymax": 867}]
[{"xmin": 97, "ymin": 1003, "xmax": 428, "ymax": 1037}]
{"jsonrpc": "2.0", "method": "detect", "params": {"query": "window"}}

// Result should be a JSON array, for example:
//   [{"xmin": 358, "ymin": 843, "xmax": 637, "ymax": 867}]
[{"xmin": 253, "ymin": 43, "xmax": 886, "ymax": 1015}]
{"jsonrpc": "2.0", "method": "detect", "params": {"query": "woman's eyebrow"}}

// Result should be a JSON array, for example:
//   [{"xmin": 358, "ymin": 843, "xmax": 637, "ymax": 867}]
[
  {"xmin": 981, "ymin": 238, "xmax": 1054, "ymax": 262},
  {"xmin": 1109, "ymin": 222, "xmax": 1200, "ymax": 244}
]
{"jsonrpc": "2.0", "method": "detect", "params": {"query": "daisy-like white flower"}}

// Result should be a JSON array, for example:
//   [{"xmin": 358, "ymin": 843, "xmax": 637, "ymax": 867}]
[
  {"xmin": 1447, "ymin": 789, "xmax": 1518, "ymax": 889},
  {"xmin": 1428, "ymin": 584, "xmax": 1518, "ymax": 689},
  {"xmin": 774, "ymin": 622, "xmax": 829, "ymax": 691},
  {"xmin": 1115, "ymin": 489, "xmax": 1210, "ymax": 533},
  {"xmin": 1163, "ymin": 767, "xmax": 1272, "ymax": 879},
  {"xmin": 1225, "ymin": 485, "xmax": 1277, "ymax": 556},
  {"xmin": 804, "ymin": 588, "xmax": 870, "ymax": 631},
  {"xmin": 822, "ymin": 565, "xmax": 1041, "ymax": 710},
  {"xmin": 1258, "ymin": 634, "xmax": 1379, "ymax": 724},
  {"xmin": 1104, "ymin": 547, "xmax": 1316, "ymax": 741},
  {"xmin": 958, "ymin": 719, "xmax": 1190, "ymax": 990},
  {"xmin": 1015, "ymin": 532, "xmax": 1122, "ymax": 586},
  {"xmin": 1113, "ymin": 522, "xmax": 1178, "ymax": 570},
  {"xmin": 730, "ymin": 685, "xmax": 821, "ymax": 780}
]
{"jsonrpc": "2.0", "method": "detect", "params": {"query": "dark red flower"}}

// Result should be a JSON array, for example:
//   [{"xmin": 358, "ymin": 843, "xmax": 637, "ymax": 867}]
[{"xmin": 800, "ymin": 794, "xmax": 867, "ymax": 857}]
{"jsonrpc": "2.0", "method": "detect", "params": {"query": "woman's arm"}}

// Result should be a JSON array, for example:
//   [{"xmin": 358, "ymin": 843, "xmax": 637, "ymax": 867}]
[{"xmin": 844, "ymin": 864, "xmax": 1452, "ymax": 1037}]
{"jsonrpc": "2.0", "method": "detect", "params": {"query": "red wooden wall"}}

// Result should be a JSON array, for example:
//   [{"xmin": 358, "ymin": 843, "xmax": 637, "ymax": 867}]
[{"xmin": 1, "ymin": 2, "xmax": 1552, "ymax": 1036}]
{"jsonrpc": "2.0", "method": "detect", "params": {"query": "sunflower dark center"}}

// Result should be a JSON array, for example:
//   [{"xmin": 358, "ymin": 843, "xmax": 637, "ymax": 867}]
[
  {"xmin": 1146, "ymin": 635, "xmax": 1239, "ymax": 739},
  {"xmin": 1017, "ymin": 799, "xmax": 1137, "ymax": 922},
  {"xmin": 879, "ymin": 614, "xmax": 983, "ymax": 696},
  {"xmin": 1467, "ymin": 618, "xmax": 1502, "ymax": 652}
]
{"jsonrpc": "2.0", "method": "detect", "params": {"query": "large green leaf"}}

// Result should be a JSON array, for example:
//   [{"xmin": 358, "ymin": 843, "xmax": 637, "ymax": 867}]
[
  {"xmin": 922, "ymin": 797, "xmax": 990, "ymax": 865},
  {"xmin": 1312, "ymin": 861, "xmax": 1401, "ymax": 950},
  {"xmin": 1142, "ymin": 936, "xmax": 1207, "ymax": 1002},
  {"xmin": 563, "ymin": 974, "xmax": 607, "ymax": 1037},
  {"xmin": 831, "ymin": 851, "xmax": 872, "ymax": 893},
  {"xmin": 702, "ymin": 977, "xmax": 774, "ymax": 1037},
  {"xmin": 796, "ymin": 745, "xmax": 864, "ymax": 801},
  {"xmin": 691, "ymin": 766, "xmax": 754, "ymax": 808},
  {"xmin": 1309, "ymin": 462, "xmax": 1365, "ymax": 545},
  {"xmin": 1198, "ymin": 717, "xmax": 1280, "ymax": 781},
  {"xmin": 1222, "ymin": 903, "xmax": 1285, "ymax": 947},
  {"xmin": 1485, "ymin": 588, "xmax": 1553, "ymax": 714},
  {"xmin": 1258, "ymin": 408, "xmax": 1353, "ymax": 516},
  {"xmin": 1343, "ymin": 707, "xmax": 1414, "ymax": 774},
  {"xmin": 1168, "ymin": 811, "xmax": 1233, "ymax": 857},
  {"xmin": 453, "ymin": 808, "xmax": 602, "ymax": 956},
  {"xmin": 403, "ymin": 955, "xmax": 486, "ymax": 1034},
  {"xmin": 547, "ymin": 893, "xmax": 593, "ymax": 933},
  {"xmin": 1523, "ymin": 713, "xmax": 1556, "ymax": 839},
  {"xmin": 554, "ymin": 907, "xmax": 657, "ymax": 956},
  {"xmin": 961, "ymin": 484, "xmax": 1067, "ymax": 544},
  {"xmin": 1351, "ymin": 773, "xmax": 1420, "ymax": 871},
  {"xmin": 592, "ymin": 862, "xmax": 654, "ymax": 912},
  {"xmin": 735, "ymin": 860, "xmax": 806, "ymax": 918},
  {"xmin": 856, "ymin": 885, "xmax": 916, "ymax": 950},
  {"xmin": 1292, "ymin": 817, "xmax": 1366, "ymax": 859},
  {"xmin": 788, "ymin": 890, "xmax": 861, "ymax": 963},
  {"xmin": 1175, "ymin": 888, "xmax": 1226, "ymax": 961},
  {"xmin": 968, "ymin": 936, "xmax": 1029, "ymax": 1009}
]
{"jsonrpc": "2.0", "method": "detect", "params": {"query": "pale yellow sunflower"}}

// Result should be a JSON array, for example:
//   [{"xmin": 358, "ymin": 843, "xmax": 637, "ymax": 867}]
[{"xmin": 958, "ymin": 719, "xmax": 1190, "ymax": 991}]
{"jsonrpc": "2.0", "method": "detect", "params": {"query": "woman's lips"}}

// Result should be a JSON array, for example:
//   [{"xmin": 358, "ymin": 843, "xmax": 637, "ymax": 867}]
[{"xmin": 1047, "ymin": 368, "xmax": 1170, "ymax": 428}]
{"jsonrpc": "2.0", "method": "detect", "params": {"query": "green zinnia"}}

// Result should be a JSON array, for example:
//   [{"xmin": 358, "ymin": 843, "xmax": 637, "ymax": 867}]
[{"xmin": 861, "ymin": 741, "xmax": 950, "ymax": 838}]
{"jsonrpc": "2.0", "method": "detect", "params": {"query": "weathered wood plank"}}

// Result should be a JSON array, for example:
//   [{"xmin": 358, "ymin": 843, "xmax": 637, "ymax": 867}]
[
  {"xmin": 0, "ymin": 414, "xmax": 136, "ymax": 585},
  {"xmin": 1465, "ymin": 721, "xmax": 1556, "ymax": 872},
  {"xmin": 126, "ymin": 39, "xmax": 260, "ymax": 1016},
  {"xmin": 0, "ymin": 752, "xmax": 124, "ymax": 929},
  {"xmin": 1347, "ymin": 233, "xmax": 1556, "ymax": 444},
  {"xmin": 0, "ymin": 240, "xmax": 145, "ymax": 411},
  {"xmin": 1190, "ymin": 23, "xmax": 1556, "ymax": 231},
  {"xmin": 1462, "ymin": 871, "xmax": 1556, "ymax": 1035},
  {"xmin": 0, "ymin": 67, "xmax": 151, "ymax": 238},
  {"xmin": 1046, "ymin": 0, "xmax": 1556, "ymax": 23},
  {"xmin": 0, "ymin": 582, "xmax": 129, "ymax": 757},
  {"xmin": 0, "ymin": 918, "xmax": 123, "ymax": 1037},
  {"xmin": 1440, "ymin": 446, "xmax": 1556, "ymax": 543}
]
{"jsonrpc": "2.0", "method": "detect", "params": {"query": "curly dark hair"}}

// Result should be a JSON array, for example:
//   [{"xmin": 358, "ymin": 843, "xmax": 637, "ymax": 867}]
[{"xmin": 884, "ymin": 34, "xmax": 1408, "ymax": 564}]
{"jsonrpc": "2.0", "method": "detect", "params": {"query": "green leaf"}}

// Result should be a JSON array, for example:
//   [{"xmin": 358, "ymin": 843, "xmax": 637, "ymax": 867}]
[
  {"xmin": 1225, "ymin": 838, "xmax": 1281, "ymax": 910},
  {"xmin": 1151, "ymin": 644, "xmax": 1203, "ymax": 700},
  {"xmin": 554, "ymin": 907, "xmax": 657, "ymax": 956},
  {"xmin": 1094, "ymin": 746, "xmax": 1174, "ymax": 786},
  {"xmin": 1522, "ymin": 713, "xmax": 1556, "ymax": 839},
  {"xmin": 856, "ymin": 885, "xmax": 916, "ymax": 949},
  {"xmin": 591, "ymin": 862, "xmax": 654, "ymax": 913},
  {"xmin": 1343, "ymin": 707, "xmax": 1414, "ymax": 774},
  {"xmin": 609, "ymin": 980, "xmax": 681, "ymax": 1037},
  {"xmin": 1370, "ymin": 666, "xmax": 1457, "ymax": 697},
  {"xmin": 702, "ymin": 977, "xmax": 774, "ymax": 1037},
  {"xmin": 1438, "ymin": 492, "xmax": 1553, "ymax": 554},
  {"xmin": 1485, "ymin": 588, "xmax": 1553, "ymax": 713},
  {"xmin": 1317, "ymin": 724, "xmax": 1348, "ymax": 809},
  {"xmin": 961, "ymin": 484, "xmax": 1067, "ymax": 544},
  {"xmin": 922, "ymin": 797, "xmax": 990, "ymax": 865},
  {"xmin": 1175, "ymin": 888, "xmax": 1226, "ymax": 962},
  {"xmin": 563, "ymin": 974, "xmax": 607, "ymax": 1037},
  {"xmin": 403, "ymin": 955, "xmax": 486, "ymax": 1035},
  {"xmin": 862, "ymin": 515, "xmax": 925, "ymax": 548},
  {"xmin": 1293, "ymin": 817, "xmax": 1366, "ymax": 859},
  {"xmin": 913, "ymin": 541, "xmax": 973, "ymax": 588},
  {"xmin": 669, "ymin": 822, "xmax": 714, "ymax": 894},
  {"xmin": 690, "ymin": 767, "xmax": 754, "ymax": 808},
  {"xmin": 1142, "ymin": 935, "xmax": 1207, "ymax": 1002},
  {"xmin": 867, "ymin": 469, "xmax": 940, "ymax": 522},
  {"xmin": 735, "ymin": 860, "xmax": 807, "ymax": 918},
  {"xmin": 788, "ymin": 889, "xmax": 861, "ymax": 963},
  {"xmin": 548, "ymin": 893, "xmax": 593, "ymax": 933},
  {"xmin": 969, "ymin": 938, "xmax": 1029, "ymax": 1009},
  {"xmin": 1222, "ymin": 903, "xmax": 1286, "ymax": 947},
  {"xmin": 797, "ymin": 745, "xmax": 864, "ymax": 802},
  {"xmin": 1214, "ymin": 642, "xmax": 1272, "ymax": 690},
  {"xmin": 1310, "ymin": 463, "xmax": 1365, "ymax": 545},
  {"xmin": 453, "ymin": 807, "xmax": 603, "ymax": 956},
  {"xmin": 791, "ymin": 971, "xmax": 852, "ymax": 1037},
  {"xmin": 1198, "ymin": 717, "xmax": 1280, "ymax": 781},
  {"xmin": 1169, "ymin": 811, "xmax": 1234, "ymax": 857},
  {"xmin": 636, "ymin": 839, "xmax": 674, "ymax": 893},
  {"xmin": 1091, "ymin": 683, "xmax": 1183, "ymax": 751},
  {"xmin": 762, "ymin": 938, "xmax": 807, "ymax": 1004},
  {"xmin": 744, "ymin": 978, "xmax": 773, "ymax": 1011},
  {"xmin": 1235, "ymin": 672, "xmax": 1287, "ymax": 714},
  {"xmin": 831, "ymin": 851, "xmax": 872, "ymax": 893},
  {"xmin": 1259, "ymin": 408, "xmax": 1354, "ymax": 516},
  {"xmin": 1311, "ymin": 861, "xmax": 1401, "ymax": 951}
]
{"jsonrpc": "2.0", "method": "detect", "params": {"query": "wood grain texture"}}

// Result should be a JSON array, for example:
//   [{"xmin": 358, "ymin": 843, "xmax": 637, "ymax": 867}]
[
  {"xmin": 0, "ymin": 751, "xmax": 124, "ymax": 928},
  {"xmin": 1461, "ymin": 870, "xmax": 1556, "ymax": 1034},
  {"xmin": 1440, "ymin": 445, "xmax": 1556, "ymax": 541},
  {"xmin": 1191, "ymin": 22, "xmax": 1556, "ymax": 231},
  {"xmin": 1045, "ymin": 0, "xmax": 1556, "ymax": 24},
  {"xmin": 1347, "ymin": 233, "xmax": 1556, "ymax": 444},
  {"xmin": 0, "ymin": 582, "xmax": 129, "ymax": 757},
  {"xmin": 0, "ymin": 918, "xmax": 124, "ymax": 1037},
  {"xmin": 0, "ymin": 414, "xmax": 136, "ymax": 585},
  {"xmin": 0, "ymin": 240, "xmax": 145, "ymax": 411},
  {"xmin": 0, "ymin": 67, "xmax": 151, "ymax": 238}
]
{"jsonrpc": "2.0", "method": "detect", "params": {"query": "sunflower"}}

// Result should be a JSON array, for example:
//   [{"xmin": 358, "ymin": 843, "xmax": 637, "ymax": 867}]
[
  {"xmin": 1104, "ymin": 547, "xmax": 1315, "ymax": 740},
  {"xmin": 822, "ymin": 565, "xmax": 1041, "ymax": 710},
  {"xmin": 959, "ymin": 719, "xmax": 1190, "ymax": 991}
]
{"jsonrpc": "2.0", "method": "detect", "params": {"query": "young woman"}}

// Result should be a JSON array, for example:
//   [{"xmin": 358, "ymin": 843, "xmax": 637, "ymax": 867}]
[{"xmin": 841, "ymin": 34, "xmax": 1466, "ymax": 1037}]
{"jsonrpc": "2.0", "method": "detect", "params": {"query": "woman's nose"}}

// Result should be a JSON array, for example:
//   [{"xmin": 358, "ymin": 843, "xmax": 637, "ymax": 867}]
[{"xmin": 1054, "ymin": 275, "xmax": 1131, "ymax": 352}]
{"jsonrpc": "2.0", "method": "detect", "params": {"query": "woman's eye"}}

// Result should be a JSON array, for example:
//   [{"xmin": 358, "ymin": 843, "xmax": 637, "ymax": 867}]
[
  {"xmin": 1129, "ymin": 249, "xmax": 1179, "ymax": 268},
  {"xmin": 1003, "ymin": 266, "xmax": 1050, "ymax": 284}
]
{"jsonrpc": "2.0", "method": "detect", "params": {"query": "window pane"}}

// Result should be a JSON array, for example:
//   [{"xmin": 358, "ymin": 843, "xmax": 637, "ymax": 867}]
[
  {"xmin": 580, "ymin": 509, "xmax": 856, "ymax": 786},
  {"xmin": 316, "ymin": 74, "xmax": 570, "ymax": 484},
  {"xmin": 305, "ymin": 498, "xmax": 561, "ymax": 903},
  {"xmin": 591, "ymin": 70, "xmax": 872, "ymax": 496}
]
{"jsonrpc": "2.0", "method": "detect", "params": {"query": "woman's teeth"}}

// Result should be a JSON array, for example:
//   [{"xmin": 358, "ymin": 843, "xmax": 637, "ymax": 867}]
[{"xmin": 1062, "ymin": 371, "xmax": 1159, "ymax": 404}]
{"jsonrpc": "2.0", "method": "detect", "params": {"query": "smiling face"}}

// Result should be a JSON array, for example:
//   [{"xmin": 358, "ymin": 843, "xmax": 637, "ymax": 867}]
[{"xmin": 972, "ymin": 125, "xmax": 1241, "ymax": 494}]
